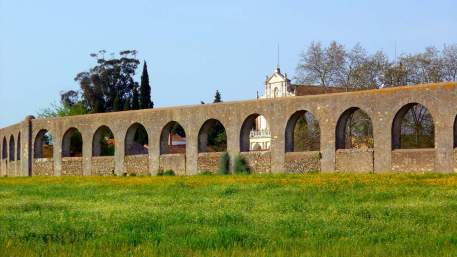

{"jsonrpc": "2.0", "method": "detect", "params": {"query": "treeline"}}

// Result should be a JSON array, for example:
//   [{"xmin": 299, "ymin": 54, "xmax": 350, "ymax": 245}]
[
  {"xmin": 39, "ymin": 50, "xmax": 153, "ymax": 118},
  {"xmin": 295, "ymin": 41, "xmax": 457, "ymax": 89}
]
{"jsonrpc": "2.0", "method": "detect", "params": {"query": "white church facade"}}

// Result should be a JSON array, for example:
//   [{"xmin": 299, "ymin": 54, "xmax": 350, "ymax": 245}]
[{"xmin": 248, "ymin": 67, "xmax": 295, "ymax": 151}]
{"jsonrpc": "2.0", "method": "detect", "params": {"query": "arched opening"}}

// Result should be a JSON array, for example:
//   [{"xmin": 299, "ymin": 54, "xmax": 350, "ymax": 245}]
[
  {"xmin": 160, "ymin": 121, "xmax": 186, "ymax": 154},
  {"xmin": 285, "ymin": 110, "xmax": 320, "ymax": 152},
  {"xmin": 34, "ymin": 130, "xmax": 53, "ymax": 158},
  {"xmin": 92, "ymin": 126, "xmax": 114, "ymax": 156},
  {"xmin": 125, "ymin": 123, "xmax": 149, "ymax": 155},
  {"xmin": 336, "ymin": 107, "xmax": 373, "ymax": 149},
  {"xmin": 9, "ymin": 135, "xmax": 15, "ymax": 161},
  {"xmin": 240, "ymin": 114, "xmax": 270, "ymax": 152},
  {"xmin": 198, "ymin": 119, "xmax": 227, "ymax": 152},
  {"xmin": 16, "ymin": 133, "xmax": 21, "ymax": 160},
  {"xmin": 62, "ymin": 128, "xmax": 83, "ymax": 157},
  {"xmin": 392, "ymin": 103, "xmax": 434, "ymax": 149},
  {"xmin": 2, "ymin": 137, "xmax": 6, "ymax": 160}
]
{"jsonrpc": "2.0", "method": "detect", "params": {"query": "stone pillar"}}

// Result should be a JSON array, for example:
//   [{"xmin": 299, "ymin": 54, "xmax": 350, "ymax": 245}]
[
  {"xmin": 226, "ymin": 125, "xmax": 239, "ymax": 173},
  {"xmin": 319, "ymin": 113, "xmax": 336, "ymax": 172},
  {"xmin": 114, "ymin": 131, "xmax": 125, "ymax": 176},
  {"xmin": 270, "ymin": 116, "xmax": 285, "ymax": 173},
  {"xmin": 82, "ymin": 132, "xmax": 92, "ymax": 176},
  {"xmin": 53, "ymin": 128, "xmax": 62, "ymax": 176},
  {"xmin": 434, "ymin": 111, "xmax": 454, "ymax": 173},
  {"xmin": 185, "ymin": 126, "xmax": 198, "ymax": 175},
  {"xmin": 373, "ymin": 112, "xmax": 392, "ymax": 172},
  {"xmin": 149, "ymin": 127, "xmax": 160, "ymax": 175},
  {"xmin": 19, "ymin": 119, "xmax": 28, "ymax": 176}
]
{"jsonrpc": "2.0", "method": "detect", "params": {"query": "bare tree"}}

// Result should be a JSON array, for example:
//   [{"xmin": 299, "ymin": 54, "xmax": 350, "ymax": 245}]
[{"xmin": 443, "ymin": 44, "xmax": 457, "ymax": 82}]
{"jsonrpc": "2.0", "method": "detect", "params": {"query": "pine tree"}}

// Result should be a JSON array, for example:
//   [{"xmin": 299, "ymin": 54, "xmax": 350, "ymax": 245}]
[
  {"xmin": 139, "ymin": 61, "xmax": 153, "ymax": 109},
  {"xmin": 132, "ymin": 86, "xmax": 140, "ymax": 110},
  {"xmin": 213, "ymin": 90, "xmax": 222, "ymax": 103}
]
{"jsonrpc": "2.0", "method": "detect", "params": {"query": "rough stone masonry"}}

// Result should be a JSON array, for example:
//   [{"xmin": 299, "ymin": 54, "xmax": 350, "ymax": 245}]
[{"xmin": 1, "ymin": 82, "xmax": 457, "ymax": 176}]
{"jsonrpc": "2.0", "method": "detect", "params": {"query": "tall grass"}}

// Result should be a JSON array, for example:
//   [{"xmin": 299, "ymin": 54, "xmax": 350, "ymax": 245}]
[{"xmin": 1, "ymin": 174, "xmax": 457, "ymax": 256}]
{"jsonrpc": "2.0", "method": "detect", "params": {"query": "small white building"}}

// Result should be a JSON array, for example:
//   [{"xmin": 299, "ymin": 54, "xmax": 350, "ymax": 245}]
[{"xmin": 249, "ymin": 67, "xmax": 295, "ymax": 151}]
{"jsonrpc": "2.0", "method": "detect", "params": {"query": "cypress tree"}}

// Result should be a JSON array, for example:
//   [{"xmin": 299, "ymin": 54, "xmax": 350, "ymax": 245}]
[
  {"xmin": 140, "ymin": 61, "xmax": 153, "ymax": 109},
  {"xmin": 213, "ymin": 90, "xmax": 222, "ymax": 103},
  {"xmin": 132, "ymin": 86, "xmax": 140, "ymax": 110}
]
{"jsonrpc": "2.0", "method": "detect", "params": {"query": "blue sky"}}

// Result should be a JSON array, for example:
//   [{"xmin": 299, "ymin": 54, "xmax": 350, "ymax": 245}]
[{"xmin": 0, "ymin": 0, "xmax": 456, "ymax": 127}]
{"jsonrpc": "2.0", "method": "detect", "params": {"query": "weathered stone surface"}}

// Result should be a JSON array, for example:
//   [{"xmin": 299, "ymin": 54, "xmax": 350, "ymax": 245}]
[
  {"xmin": 240, "ymin": 151, "xmax": 271, "ymax": 173},
  {"xmin": 32, "ymin": 159, "xmax": 54, "ymax": 176},
  {"xmin": 159, "ymin": 154, "xmax": 186, "ymax": 175},
  {"xmin": 91, "ymin": 157, "xmax": 115, "ymax": 176},
  {"xmin": 7, "ymin": 161, "xmax": 17, "ymax": 176},
  {"xmin": 62, "ymin": 157, "xmax": 83, "ymax": 176},
  {"xmin": 284, "ymin": 151, "xmax": 321, "ymax": 173},
  {"xmin": 125, "ymin": 155, "xmax": 149, "ymax": 175},
  {"xmin": 336, "ymin": 149, "xmax": 374, "ymax": 173},
  {"xmin": 392, "ymin": 149, "xmax": 435, "ymax": 172},
  {"xmin": 197, "ymin": 152, "xmax": 224, "ymax": 172},
  {"xmin": 1, "ymin": 82, "xmax": 457, "ymax": 176}
]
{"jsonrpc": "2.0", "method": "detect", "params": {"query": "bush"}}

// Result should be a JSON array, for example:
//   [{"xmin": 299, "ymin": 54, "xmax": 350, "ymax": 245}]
[
  {"xmin": 162, "ymin": 169, "xmax": 175, "ymax": 176},
  {"xmin": 218, "ymin": 152, "xmax": 230, "ymax": 175},
  {"xmin": 199, "ymin": 170, "xmax": 213, "ymax": 175},
  {"xmin": 233, "ymin": 155, "xmax": 250, "ymax": 174}
]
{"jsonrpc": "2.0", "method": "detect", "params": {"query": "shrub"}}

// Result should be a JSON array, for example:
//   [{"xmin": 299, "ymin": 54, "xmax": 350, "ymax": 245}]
[
  {"xmin": 218, "ymin": 152, "xmax": 230, "ymax": 175},
  {"xmin": 233, "ymin": 155, "xmax": 250, "ymax": 174},
  {"xmin": 163, "ymin": 169, "xmax": 175, "ymax": 176},
  {"xmin": 199, "ymin": 170, "xmax": 213, "ymax": 175}
]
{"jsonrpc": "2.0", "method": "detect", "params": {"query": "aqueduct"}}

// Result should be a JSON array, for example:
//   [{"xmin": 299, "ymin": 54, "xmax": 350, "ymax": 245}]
[{"xmin": 1, "ymin": 82, "xmax": 457, "ymax": 176}]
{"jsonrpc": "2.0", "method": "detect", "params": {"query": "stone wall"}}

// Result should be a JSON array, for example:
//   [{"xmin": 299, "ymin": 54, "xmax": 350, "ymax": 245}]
[
  {"xmin": 91, "ymin": 156, "xmax": 115, "ymax": 176},
  {"xmin": 61, "ymin": 157, "xmax": 83, "ymax": 176},
  {"xmin": 159, "ymin": 154, "xmax": 186, "ymax": 175},
  {"xmin": 1, "ymin": 82, "xmax": 456, "ymax": 176},
  {"xmin": 335, "ymin": 149, "xmax": 374, "ymax": 173},
  {"xmin": 32, "ymin": 159, "xmax": 54, "ymax": 176},
  {"xmin": 392, "ymin": 149, "xmax": 435, "ymax": 172},
  {"xmin": 284, "ymin": 151, "xmax": 321, "ymax": 173},
  {"xmin": 197, "ymin": 152, "xmax": 224, "ymax": 172},
  {"xmin": 240, "ymin": 151, "xmax": 271, "ymax": 173},
  {"xmin": 125, "ymin": 155, "xmax": 149, "ymax": 175},
  {"xmin": 7, "ymin": 161, "xmax": 17, "ymax": 176}
]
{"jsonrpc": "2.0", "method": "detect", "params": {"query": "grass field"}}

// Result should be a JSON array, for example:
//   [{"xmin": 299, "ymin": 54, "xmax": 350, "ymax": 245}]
[{"xmin": 1, "ymin": 174, "xmax": 457, "ymax": 257}]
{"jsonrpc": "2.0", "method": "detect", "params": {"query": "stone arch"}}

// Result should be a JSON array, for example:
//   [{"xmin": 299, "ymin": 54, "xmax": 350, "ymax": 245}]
[
  {"xmin": 34, "ymin": 129, "xmax": 53, "ymax": 158},
  {"xmin": 62, "ymin": 128, "xmax": 83, "ymax": 157},
  {"xmin": 198, "ymin": 119, "xmax": 227, "ymax": 153},
  {"xmin": 285, "ymin": 110, "xmax": 320, "ymax": 152},
  {"xmin": 125, "ymin": 123, "xmax": 149, "ymax": 155},
  {"xmin": 92, "ymin": 126, "xmax": 115, "ymax": 156},
  {"xmin": 336, "ymin": 107, "xmax": 373, "ymax": 150},
  {"xmin": 9, "ymin": 135, "xmax": 15, "ymax": 161},
  {"xmin": 160, "ymin": 121, "xmax": 186, "ymax": 155},
  {"xmin": 240, "ymin": 113, "xmax": 270, "ymax": 152},
  {"xmin": 392, "ymin": 103, "xmax": 434, "ymax": 149},
  {"xmin": 16, "ymin": 132, "xmax": 21, "ymax": 160}
]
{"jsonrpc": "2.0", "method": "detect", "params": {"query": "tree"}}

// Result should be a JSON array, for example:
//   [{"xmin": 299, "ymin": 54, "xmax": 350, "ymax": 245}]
[
  {"xmin": 131, "ymin": 85, "xmax": 140, "ymax": 110},
  {"xmin": 74, "ymin": 50, "xmax": 140, "ymax": 113},
  {"xmin": 113, "ymin": 94, "xmax": 121, "ymax": 112},
  {"xmin": 295, "ymin": 42, "xmax": 457, "ymax": 89},
  {"xmin": 213, "ymin": 90, "xmax": 222, "ymax": 103},
  {"xmin": 139, "ymin": 61, "xmax": 153, "ymax": 109},
  {"xmin": 442, "ymin": 44, "xmax": 457, "ymax": 82}
]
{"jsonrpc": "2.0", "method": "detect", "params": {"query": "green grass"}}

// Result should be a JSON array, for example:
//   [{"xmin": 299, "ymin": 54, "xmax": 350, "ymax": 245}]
[{"xmin": 1, "ymin": 173, "xmax": 457, "ymax": 256}]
